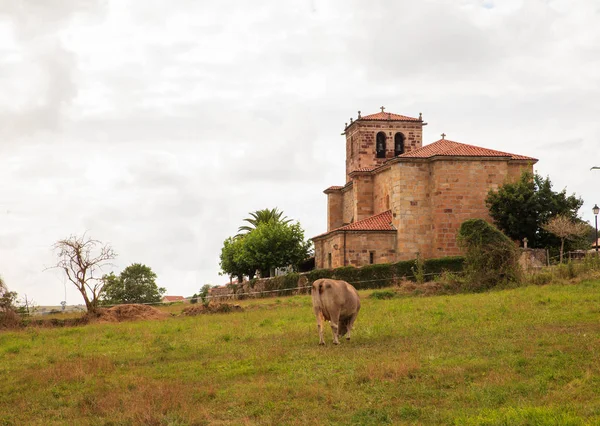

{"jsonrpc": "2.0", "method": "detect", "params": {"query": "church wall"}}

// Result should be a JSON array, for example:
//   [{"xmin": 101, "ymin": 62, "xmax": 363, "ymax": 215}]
[
  {"xmin": 342, "ymin": 185, "xmax": 354, "ymax": 225},
  {"xmin": 373, "ymin": 168, "xmax": 392, "ymax": 214},
  {"xmin": 353, "ymin": 175, "xmax": 374, "ymax": 222},
  {"xmin": 313, "ymin": 233, "xmax": 344, "ymax": 269},
  {"xmin": 345, "ymin": 233, "xmax": 397, "ymax": 266},
  {"xmin": 326, "ymin": 192, "xmax": 343, "ymax": 231},
  {"xmin": 507, "ymin": 161, "xmax": 535, "ymax": 182},
  {"xmin": 345, "ymin": 121, "xmax": 423, "ymax": 181},
  {"xmin": 313, "ymin": 232, "xmax": 396, "ymax": 269},
  {"xmin": 390, "ymin": 162, "xmax": 433, "ymax": 259},
  {"xmin": 429, "ymin": 159, "xmax": 513, "ymax": 256}
]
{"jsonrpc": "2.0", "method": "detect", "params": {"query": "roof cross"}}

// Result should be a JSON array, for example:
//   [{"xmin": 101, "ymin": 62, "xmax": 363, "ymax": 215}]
[
  {"xmin": 380, "ymin": 106, "xmax": 385, "ymax": 112},
  {"xmin": 441, "ymin": 133, "xmax": 446, "ymax": 139}
]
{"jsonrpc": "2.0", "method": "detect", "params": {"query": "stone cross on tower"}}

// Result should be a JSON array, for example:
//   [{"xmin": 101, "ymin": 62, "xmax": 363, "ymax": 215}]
[
  {"xmin": 380, "ymin": 106, "xmax": 385, "ymax": 112},
  {"xmin": 441, "ymin": 133, "xmax": 446, "ymax": 139}
]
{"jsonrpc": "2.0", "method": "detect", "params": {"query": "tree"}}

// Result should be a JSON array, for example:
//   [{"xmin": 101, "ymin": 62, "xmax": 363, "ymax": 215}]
[
  {"xmin": 198, "ymin": 284, "xmax": 212, "ymax": 306},
  {"xmin": 457, "ymin": 219, "xmax": 521, "ymax": 290},
  {"xmin": 100, "ymin": 263, "xmax": 165, "ymax": 305},
  {"xmin": 221, "ymin": 220, "xmax": 313, "ymax": 280},
  {"xmin": 486, "ymin": 172, "xmax": 583, "ymax": 249},
  {"xmin": 52, "ymin": 234, "xmax": 117, "ymax": 314},
  {"xmin": 243, "ymin": 221, "xmax": 312, "ymax": 277},
  {"xmin": 0, "ymin": 276, "xmax": 17, "ymax": 313},
  {"xmin": 542, "ymin": 215, "xmax": 590, "ymax": 263},
  {"xmin": 237, "ymin": 208, "xmax": 291, "ymax": 235},
  {"xmin": 219, "ymin": 236, "xmax": 256, "ymax": 282}
]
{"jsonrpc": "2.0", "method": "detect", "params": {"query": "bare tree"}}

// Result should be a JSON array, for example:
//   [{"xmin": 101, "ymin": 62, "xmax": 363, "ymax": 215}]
[
  {"xmin": 51, "ymin": 234, "xmax": 117, "ymax": 314},
  {"xmin": 542, "ymin": 215, "xmax": 589, "ymax": 263},
  {"xmin": 19, "ymin": 294, "xmax": 37, "ymax": 316}
]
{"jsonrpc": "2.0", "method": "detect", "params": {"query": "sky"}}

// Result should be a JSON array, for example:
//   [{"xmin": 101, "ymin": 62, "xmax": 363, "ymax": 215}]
[{"xmin": 1, "ymin": 0, "xmax": 599, "ymax": 306}]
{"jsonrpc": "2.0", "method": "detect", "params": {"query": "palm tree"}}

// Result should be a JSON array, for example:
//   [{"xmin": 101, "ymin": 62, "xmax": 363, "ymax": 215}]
[{"xmin": 237, "ymin": 208, "xmax": 291, "ymax": 235}]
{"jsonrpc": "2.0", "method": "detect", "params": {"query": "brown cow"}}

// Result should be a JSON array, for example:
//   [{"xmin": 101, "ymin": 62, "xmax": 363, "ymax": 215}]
[{"xmin": 311, "ymin": 279, "xmax": 360, "ymax": 345}]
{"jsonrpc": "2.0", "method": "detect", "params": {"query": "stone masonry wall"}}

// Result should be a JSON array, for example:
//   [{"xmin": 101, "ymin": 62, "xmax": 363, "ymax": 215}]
[
  {"xmin": 345, "ymin": 232, "xmax": 396, "ymax": 266},
  {"xmin": 391, "ymin": 161, "xmax": 433, "ymax": 259},
  {"xmin": 353, "ymin": 175, "xmax": 374, "ymax": 222},
  {"xmin": 345, "ymin": 121, "xmax": 423, "ymax": 182},
  {"xmin": 326, "ymin": 191, "xmax": 343, "ymax": 231},
  {"xmin": 429, "ymin": 159, "xmax": 533, "ymax": 257},
  {"xmin": 314, "ymin": 233, "xmax": 344, "ymax": 269},
  {"xmin": 373, "ymin": 167, "xmax": 392, "ymax": 214},
  {"xmin": 342, "ymin": 185, "xmax": 354, "ymax": 225},
  {"xmin": 508, "ymin": 162, "xmax": 535, "ymax": 182}
]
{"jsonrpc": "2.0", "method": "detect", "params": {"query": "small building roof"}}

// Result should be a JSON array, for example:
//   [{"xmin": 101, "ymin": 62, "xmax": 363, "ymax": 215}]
[
  {"xmin": 312, "ymin": 210, "xmax": 395, "ymax": 240},
  {"xmin": 162, "ymin": 295, "xmax": 185, "ymax": 302},
  {"xmin": 399, "ymin": 139, "xmax": 537, "ymax": 161}
]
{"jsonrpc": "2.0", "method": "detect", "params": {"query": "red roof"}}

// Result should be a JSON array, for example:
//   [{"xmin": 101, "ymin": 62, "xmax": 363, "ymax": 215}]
[
  {"xmin": 360, "ymin": 111, "xmax": 421, "ymax": 122},
  {"xmin": 162, "ymin": 295, "xmax": 185, "ymax": 302},
  {"xmin": 399, "ymin": 139, "xmax": 537, "ymax": 161},
  {"xmin": 351, "ymin": 167, "xmax": 376, "ymax": 173},
  {"xmin": 313, "ymin": 210, "xmax": 395, "ymax": 239}
]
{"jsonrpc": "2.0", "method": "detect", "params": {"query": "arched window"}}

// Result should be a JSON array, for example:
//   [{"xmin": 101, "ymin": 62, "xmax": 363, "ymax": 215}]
[
  {"xmin": 394, "ymin": 132, "xmax": 405, "ymax": 156},
  {"xmin": 376, "ymin": 132, "xmax": 386, "ymax": 158}
]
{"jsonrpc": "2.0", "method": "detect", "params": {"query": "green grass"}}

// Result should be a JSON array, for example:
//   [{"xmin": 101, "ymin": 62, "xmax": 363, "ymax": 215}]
[{"xmin": 2, "ymin": 282, "xmax": 600, "ymax": 425}]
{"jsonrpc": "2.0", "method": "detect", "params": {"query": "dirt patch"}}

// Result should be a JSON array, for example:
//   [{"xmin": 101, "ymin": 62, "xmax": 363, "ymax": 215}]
[
  {"xmin": 181, "ymin": 303, "xmax": 243, "ymax": 316},
  {"xmin": 93, "ymin": 304, "xmax": 170, "ymax": 323}
]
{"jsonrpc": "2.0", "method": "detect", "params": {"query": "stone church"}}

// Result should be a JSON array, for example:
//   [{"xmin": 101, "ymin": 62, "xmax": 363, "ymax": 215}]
[{"xmin": 312, "ymin": 108, "xmax": 537, "ymax": 269}]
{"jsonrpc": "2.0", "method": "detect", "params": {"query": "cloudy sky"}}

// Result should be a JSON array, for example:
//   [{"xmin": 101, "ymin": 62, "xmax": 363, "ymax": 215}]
[{"xmin": 1, "ymin": 0, "xmax": 599, "ymax": 306}]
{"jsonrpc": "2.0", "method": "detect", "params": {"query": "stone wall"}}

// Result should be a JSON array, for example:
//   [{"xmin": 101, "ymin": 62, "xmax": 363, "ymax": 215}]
[
  {"xmin": 373, "ymin": 167, "xmax": 392, "ymax": 214},
  {"xmin": 314, "ymin": 231, "xmax": 396, "ymax": 269},
  {"xmin": 326, "ymin": 191, "xmax": 343, "ymax": 231},
  {"xmin": 353, "ymin": 174, "xmax": 374, "ymax": 222},
  {"xmin": 345, "ymin": 121, "xmax": 423, "ymax": 181},
  {"xmin": 391, "ymin": 161, "xmax": 433, "ymax": 259},
  {"xmin": 345, "ymin": 232, "xmax": 396, "ymax": 266},
  {"xmin": 342, "ymin": 184, "xmax": 354, "ymax": 226},
  {"xmin": 429, "ymin": 159, "xmax": 507, "ymax": 257},
  {"xmin": 314, "ymin": 232, "xmax": 344, "ymax": 269}
]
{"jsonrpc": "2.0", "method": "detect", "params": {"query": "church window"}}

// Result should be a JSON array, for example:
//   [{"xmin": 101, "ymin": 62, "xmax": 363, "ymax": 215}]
[
  {"xmin": 376, "ymin": 132, "xmax": 386, "ymax": 158},
  {"xmin": 394, "ymin": 132, "xmax": 405, "ymax": 156},
  {"xmin": 328, "ymin": 253, "xmax": 332, "ymax": 268},
  {"xmin": 369, "ymin": 251, "xmax": 375, "ymax": 264},
  {"xmin": 350, "ymin": 136, "xmax": 354, "ymax": 156}
]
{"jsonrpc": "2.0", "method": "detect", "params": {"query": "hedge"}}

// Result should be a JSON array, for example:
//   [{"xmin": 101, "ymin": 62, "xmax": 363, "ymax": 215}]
[
  {"xmin": 237, "ymin": 256, "xmax": 465, "ymax": 297},
  {"xmin": 305, "ymin": 256, "xmax": 465, "ymax": 290}
]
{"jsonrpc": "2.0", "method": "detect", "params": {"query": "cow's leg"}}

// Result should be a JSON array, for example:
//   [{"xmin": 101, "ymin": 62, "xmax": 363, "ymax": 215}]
[
  {"xmin": 345, "ymin": 312, "xmax": 358, "ymax": 340},
  {"xmin": 316, "ymin": 311, "xmax": 325, "ymax": 345},
  {"xmin": 330, "ymin": 309, "xmax": 341, "ymax": 345}
]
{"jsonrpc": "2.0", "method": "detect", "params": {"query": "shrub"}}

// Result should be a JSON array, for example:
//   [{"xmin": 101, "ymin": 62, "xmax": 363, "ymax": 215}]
[
  {"xmin": 369, "ymin": 290, "xmax": 397, "ymax": 300},
  {"xmin": 528, "ymin": 271, "xmax": 553, "ymax": 286},
  {"xmin": 457, "ymin": 219, "xmax": 522, "ymax": 291},
  {"xmin": 305, "ymin": 256, "xmax": 466, "ymax": 290}
]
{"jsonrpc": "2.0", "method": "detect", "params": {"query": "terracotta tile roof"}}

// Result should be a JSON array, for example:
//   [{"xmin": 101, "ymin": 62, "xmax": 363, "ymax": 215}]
[
  {"xmin": 399, "ymin": 139, "xmax": 537, "ymax": 161},
  {"xmin": 360, "ymin": 111, "xmax": 421, "ymax": 122},
  {"xmin": 312, "ymin": 210, "xmax": 395, "ymax": 239},
  {"xmin": 352, "ymin": 167, "xmax": 376, "ymax": 172},
  {"xmin": 162, "ymin": 295, "xmax": 185, "ymax": 302},
  {"xmin": 325, "ymin": 185, "xmax": 343, "ymax": 191}
]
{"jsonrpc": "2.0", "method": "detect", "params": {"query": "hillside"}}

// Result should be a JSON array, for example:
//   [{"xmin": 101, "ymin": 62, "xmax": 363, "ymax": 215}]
[{"xmin": 1, "ymin": 282, "xmax": 600, "ymax": 425}]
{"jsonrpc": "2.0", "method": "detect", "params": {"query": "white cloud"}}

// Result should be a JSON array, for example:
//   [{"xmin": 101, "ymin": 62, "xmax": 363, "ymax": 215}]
[{"xmin": 1, "ymin": 0, "xmax": 599, "ymax": 304}]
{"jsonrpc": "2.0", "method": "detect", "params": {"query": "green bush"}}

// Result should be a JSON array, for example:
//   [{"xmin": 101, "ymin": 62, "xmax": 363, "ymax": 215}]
[
  {"xmin": 369, "ymin": 290, "xmax": 397, "ymax": 300},
  {"xmin": 305, "ymin": 256, "xmax": 465, "ymax": 290},
  {"xmin": 529, "ymin": 271, "xmax": 553, "ymax": 286},
  {"xmin": 457, "ymin": 219, "xmax": 522, "ymax": 291}
]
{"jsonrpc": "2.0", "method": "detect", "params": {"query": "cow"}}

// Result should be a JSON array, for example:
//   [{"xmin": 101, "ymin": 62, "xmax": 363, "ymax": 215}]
[{"xmin": 311, "ymin": 279, "xmax": 360, "ymax": 345}]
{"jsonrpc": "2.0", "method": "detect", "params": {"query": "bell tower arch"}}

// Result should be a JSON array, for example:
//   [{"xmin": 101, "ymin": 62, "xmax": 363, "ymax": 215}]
[{"xmin": 344, "ymin": 107, "xmax": 426, "ymax": 182}]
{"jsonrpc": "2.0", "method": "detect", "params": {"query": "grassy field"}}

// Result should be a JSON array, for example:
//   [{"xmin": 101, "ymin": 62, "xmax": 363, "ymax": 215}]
[{"xmin": 2, "ymin": 280, "xmax": 600, "ymax": 425}]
